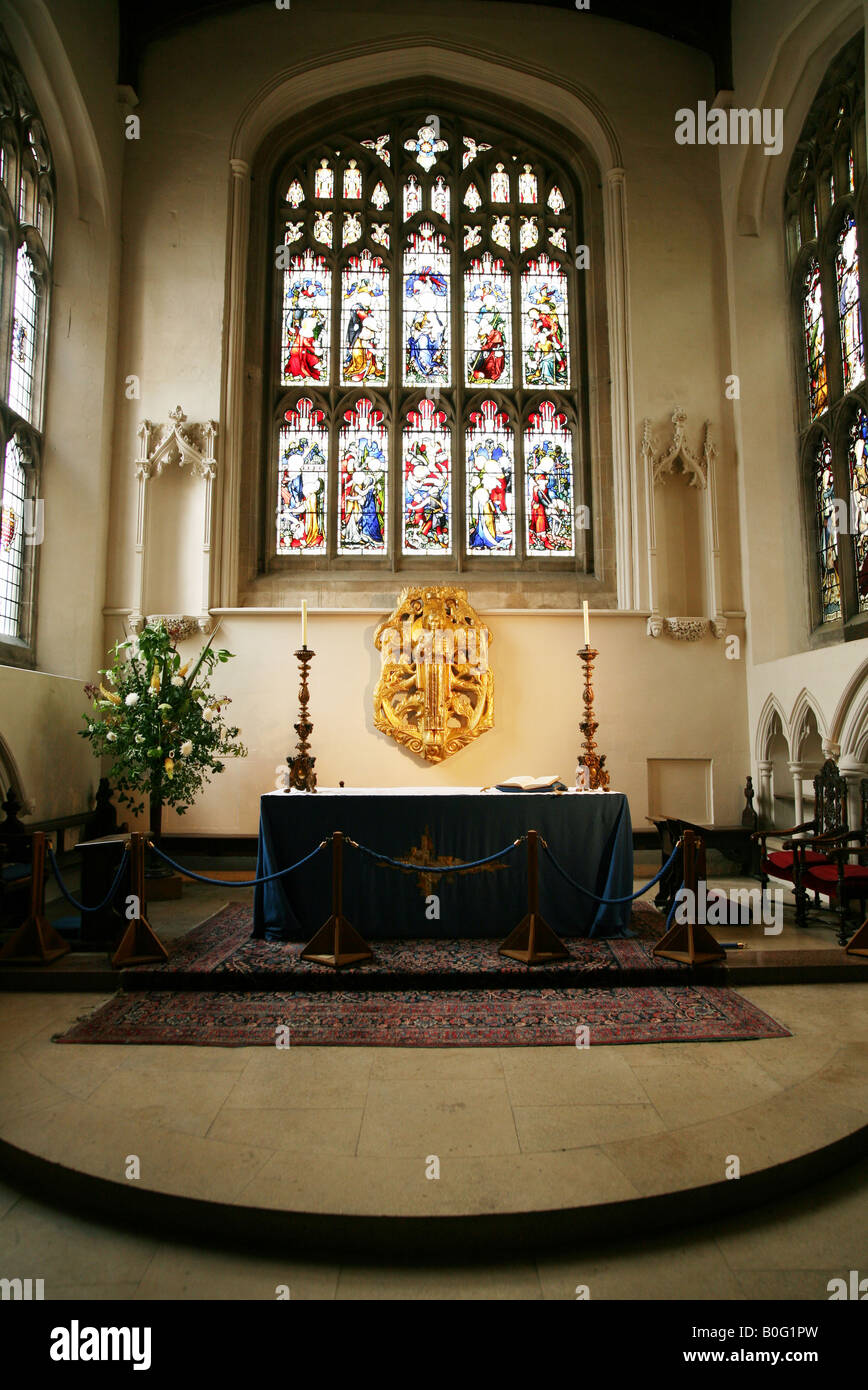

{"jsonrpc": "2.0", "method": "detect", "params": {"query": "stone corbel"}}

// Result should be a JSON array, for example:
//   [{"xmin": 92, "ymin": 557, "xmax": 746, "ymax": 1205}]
[
  {"xmin": 642, "ymin": 408, "xmax": 726, "ymax": 638},
  {"xmin": 130, "ymin": 407, "xmax": 218, "ymax": 637}
]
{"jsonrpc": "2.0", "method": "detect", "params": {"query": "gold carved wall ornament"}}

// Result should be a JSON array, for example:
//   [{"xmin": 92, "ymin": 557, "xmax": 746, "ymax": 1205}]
[{"xmin": 373, "ymin": 586, "xmax": 494, "ymax": 763}]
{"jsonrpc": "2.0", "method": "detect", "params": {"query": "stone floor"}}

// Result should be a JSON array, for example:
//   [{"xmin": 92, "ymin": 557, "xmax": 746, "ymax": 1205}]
[{"xmin": 0, "ymin": 874, "xmax": 866, "ymax": 1298}]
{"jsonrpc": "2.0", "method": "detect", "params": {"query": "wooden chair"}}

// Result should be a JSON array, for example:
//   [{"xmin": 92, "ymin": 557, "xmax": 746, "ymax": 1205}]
[
  {"xmin": 795, "ymin": 777, "xmax": 868, "ymax": 946},
  {"xmin": 752, "ymin": 759, "xmax": 847, "ymax": 927}
]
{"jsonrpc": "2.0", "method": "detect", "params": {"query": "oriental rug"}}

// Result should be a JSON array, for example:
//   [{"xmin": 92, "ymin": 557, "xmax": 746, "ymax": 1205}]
[{"xmin": 55, "ymin": 983, "xmax": 789, "ymax": 1047}]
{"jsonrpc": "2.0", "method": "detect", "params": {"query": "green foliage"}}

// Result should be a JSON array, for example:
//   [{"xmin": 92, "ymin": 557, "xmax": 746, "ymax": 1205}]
[{"xmin": 80, "ymin": 621, "xmax": 247, "ymax": 815}]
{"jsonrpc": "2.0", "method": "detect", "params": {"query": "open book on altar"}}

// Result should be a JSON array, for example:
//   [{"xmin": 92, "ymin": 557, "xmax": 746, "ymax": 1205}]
[{"xmin": 495, "ymin": 774, "xmax": 565, "ymax": 793}]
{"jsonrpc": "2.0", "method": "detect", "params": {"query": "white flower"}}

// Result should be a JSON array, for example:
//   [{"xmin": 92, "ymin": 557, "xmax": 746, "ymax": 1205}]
[
  {"xmin": 106, "ymin": 731, "xmax": 117, "ymax": 742},
  {"xmin": 148, "ymin": 687, "xmax": 158, "ymax": 698},
  {"xmin": 125, "ymin": 692, "xmax": 139, "ymax": 706},
  {"xmin": 180, "ymin": 740, "xmax": 193, "ymax": 756},
  {"xmin": 171, "ymin": 675, "xmax": 184, "ymax": 687},
  {"xmin": 135, "ymin": 734, "xmax": 145, "ymax": 744},
  {"xmin": 202, "ymin": 707, "xmax": 216, "ymax": 722}
]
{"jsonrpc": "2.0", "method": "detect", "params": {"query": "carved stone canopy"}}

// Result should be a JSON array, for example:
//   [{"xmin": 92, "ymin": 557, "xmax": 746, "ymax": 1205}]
[
  {"xmin": 373, "ymin": 586, "xmax": 494, "ymax": 764},
  {"xmin": 642, "ymin": 407, "xmax": 715, "ymax": 488},
  {"xmin": 135, "ymin": 407, "xmax": 218, "ymax": 481}
]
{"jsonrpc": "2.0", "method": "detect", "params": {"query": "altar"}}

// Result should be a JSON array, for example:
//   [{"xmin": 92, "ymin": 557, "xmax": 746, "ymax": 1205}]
[{"xmin": 253, "ymin": 788, "xmax": 633, "ymax": 942}]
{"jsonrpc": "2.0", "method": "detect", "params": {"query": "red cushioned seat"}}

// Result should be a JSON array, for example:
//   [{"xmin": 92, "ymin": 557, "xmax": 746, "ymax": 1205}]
[
  {"xmin": 761, "ymin": 849, "xmax": 831, "ymax": 880},
  {"xmin": 802, "ymin": 863, "xmax": 868, "ymax": 897}
]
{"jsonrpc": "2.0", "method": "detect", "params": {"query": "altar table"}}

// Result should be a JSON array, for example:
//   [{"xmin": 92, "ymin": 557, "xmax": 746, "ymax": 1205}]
[{"xmin": 253, "ymin": 788, "xmax": 633, "ymax": 942}]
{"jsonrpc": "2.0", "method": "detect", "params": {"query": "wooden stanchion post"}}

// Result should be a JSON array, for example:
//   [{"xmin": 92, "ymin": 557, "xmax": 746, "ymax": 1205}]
[
  {"xmin": 845, "ymin": 917, "xmax": 868, "ymax": 956},
  {"xmin": 301, "ymin": 831, "xmax": 373, "ymax": 967},
  {"xmin": 499, "ymin": 830, "xmax": 569, "ymax": 965},
  {"xmin": 653, "ymin": 828, "xmax": 726, "ymax": 965},
  {"xmin": 0, "ymin": 831, "xmax": 70, "ymax": 964},
  {"xmin": 111, "ymin": 833, "xmax": 168, "ymax": 967}
]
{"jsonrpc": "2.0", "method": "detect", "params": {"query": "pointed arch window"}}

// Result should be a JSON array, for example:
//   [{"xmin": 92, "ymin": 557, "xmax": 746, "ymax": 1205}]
[
  {"xmin": 786, "ymin": 33, "xmax": 866, "ymax": 631},
  {"xmin": 266, "ymin": 109, "xmax": 592, "ymax": 578},
  {"xmin": 0, "ymin": 27, "xmax": 53, "ymax": 656}
]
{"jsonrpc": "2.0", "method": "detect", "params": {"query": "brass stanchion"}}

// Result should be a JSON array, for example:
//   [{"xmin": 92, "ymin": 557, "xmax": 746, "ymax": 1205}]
[
  {"xmin": 653, "ymin": 829, "xmax": 726, "ymax": 965},
  {"xmin": 0, "ymin": 831, "xmax": 70, "ymax": 964},
  {"xmin": 300, "ymin": 831, "xmax": 373, "ymax": 967},
  {"xmin": 499, "ymin": 830, "xmax": 569, "ymax": 965},
  {"xmin": 112, "ymin": 833, "xmax": 168, "ymax": 967}
]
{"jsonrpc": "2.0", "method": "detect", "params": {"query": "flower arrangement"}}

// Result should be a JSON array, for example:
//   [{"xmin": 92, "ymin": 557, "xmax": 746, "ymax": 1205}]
[{"xmin": 81, "ymin": 620, "xmax": 247, "ymax": 832}]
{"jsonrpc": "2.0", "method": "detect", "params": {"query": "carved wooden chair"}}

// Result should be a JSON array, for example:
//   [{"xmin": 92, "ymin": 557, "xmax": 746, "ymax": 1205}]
[
  {"xmin": 796, "ymin": 775, "xmax": 868, "ymax": 945},
  {"xmin": 753, "ymin": 759, "xmax": 847, "ymax": 927}
]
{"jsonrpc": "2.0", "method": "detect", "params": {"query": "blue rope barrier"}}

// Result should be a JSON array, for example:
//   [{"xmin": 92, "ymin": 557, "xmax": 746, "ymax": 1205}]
[
  {"xmin": 540, "ymin": 839, "xmax": 682, "ymax": 905},
  {"xmin": 147, "ymin": 838, "xmax": 330, "ymax": 886},
  {"xmin": 665, "ymin": 880, "xmax": 686, "ymax": 930},
  {"xmin": 349, "ymin": 836, "xmax": 524, "ymax": 874},
  {"xmin": 47, "ymin": 843, "xmax": 130, "ymax": 915}
]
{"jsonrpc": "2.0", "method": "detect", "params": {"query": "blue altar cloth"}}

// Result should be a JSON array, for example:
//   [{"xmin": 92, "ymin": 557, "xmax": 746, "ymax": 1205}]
[{"xmin": 252, "ymin": 788, "xmax": 634, "ymax": 942}]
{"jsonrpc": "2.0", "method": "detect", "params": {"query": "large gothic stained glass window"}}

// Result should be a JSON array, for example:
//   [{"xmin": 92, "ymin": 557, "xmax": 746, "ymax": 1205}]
[
  {"xmin": 271, "ymin": 112, "xmax": 583, "ymax": 567},
  {"xmin": 0, "ymin": 27, "xmax": 53, "ymax": 650},
  {"xmin": 786, "ymin": 33, "xmax": 866, "ymax": 627}
]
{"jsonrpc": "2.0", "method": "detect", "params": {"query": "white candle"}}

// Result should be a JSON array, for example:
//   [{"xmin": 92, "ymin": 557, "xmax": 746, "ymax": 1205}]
[
  {"xmin": 583, "ymin": 600, "xmax": 590, "ymax": 648},
  {"xmin": 301, "ymin": 599, "xmax": 308, "ymax": 647}
]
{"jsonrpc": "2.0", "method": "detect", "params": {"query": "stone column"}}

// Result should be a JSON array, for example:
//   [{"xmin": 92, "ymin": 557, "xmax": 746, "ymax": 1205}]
[
  {"xmin": 788, "ymin": 762, "xmax": 809, "ymax": 826},
  {"xmin": 756, "ymin": 760, "xmax": 773, "ymax": 826}
]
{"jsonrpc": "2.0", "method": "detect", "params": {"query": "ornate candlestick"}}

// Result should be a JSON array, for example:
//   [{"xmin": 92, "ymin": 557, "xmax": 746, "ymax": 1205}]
[
  {"xmin": 577, "ymin": 645, "xmax": 610, "ymax": 790},
  {"xmin": 286, "ymin": 646, "xmax": 317, "ymax": 793}
]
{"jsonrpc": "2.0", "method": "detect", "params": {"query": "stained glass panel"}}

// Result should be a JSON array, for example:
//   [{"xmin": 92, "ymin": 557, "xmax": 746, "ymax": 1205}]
[
  {"xmin": 371, "ymin": 181, "xmax": 389, "ymax": 210},
  {"xmin": 490, "ymin": 163, "xmax": 509, "ymax": 203},
  {"xmin": 338, "ymin": 398, "xmax": 388, "ymax": 555},
  {"xmin": 524, "ymin": 401, "xmax": 575, "ymax": 555},
  {"xmin": 518, "ymin": 164, "xmax": 538, "ymax": 204},
  {"xmin": 281, "ymin": 250, "xmax": 331, "ymax": 386},
  {"xmin": 343, "ymin": 159, "xmax": 362, "ymax": 199},
  {"xmin": 8, "ymin": 246, "xmax": 37, "ymax": 421},
  {"xmin": 464, "ymin": 253, "xmax": 511, "ymax": 387},
  {"xmin": 547, "ymin": 186, "xmax": 565, "ymax": 214},
  {"xmin": 403, "ymin": 399, "xmax": 452, "ymax": 554},
  {"xmin": 802, "ymin": 256, "xmax": 827, "ymax": 419},
  {"xmin": 405, "ymin": 123, "xmax": 448, "ymax": 171},
  {"xmin": 850, "ymin": 409, "xmax": 868, "ymax": 609},
  {"xmin": 312, "ymin": 210, "xmax": 333, "ymax": 246},
  {"xmin": 462, "ymin": 137, "xmax": 491, "ymax": 168},
  {"xmin": 464, "ymin": 225, "xmax": 482, "ymax": 251},
  {"xmin": 548, "ymin": 227, "xmax": 567, "ymax": 251},
  {"xmin": 519, "ymin": 216, "xmax": 538, "ymax": 251},
  {"xmin": 314, "ymin": 159, "xmax": 333, "ymax": 199},
  {"xmin": 521, "ymin": 254, "xmax": 570, "ymax": 388},
  {"xmin": 491, "ymin": 215, "xmax": 510, "ymax": 250},
  {"xmin": 0, "ymin": 438, "xmax": 26, "ymax": 637},
  {"xmin": 836, "ymin": 212, "xmax": 865, "ymax": 390},
  {"xmin": 371, "ymin": 223, "xmax": 389, "ymax": 249},
  {"xmin": 277, "ymin": 399, "xmax": 328, "ymax": 555},
  {"xmin": 466, "ymin": 400, "xmax": 515, "ymax": 555},
  {"xmin": 342, "ymin": 212, "xmax": 362, "ymax": 247},
  {"xmin": 403, "ymin": 175, "xmax": 422, "ymax": 220},
  {"xmin": 816, "ymin": 437, "xmax": 841, "ymax": 621},
  {"xmin": 403, "ymin": 222, "xmax": 450, "ymax": 387},
  {"xmin": 431, "ymin": 175, "xmax": 450, "ymax": 221},
  {"xmin": 849, "ymin": 148, "xmax": 856, "ymax": 192},
  {"xmin": 463, "ymin": 183, "xmax": 482, "ymax": 212},
  {"xmin": 340, "ymin": 250, "xmax": 388, "ymax": 386},
  {"xmin": 286, "ymin": 179, "xmax": 304, "ymax": 207},
  {"xmin": 361, "ymin": 134, "xmax": 390, "ymax": 166}
]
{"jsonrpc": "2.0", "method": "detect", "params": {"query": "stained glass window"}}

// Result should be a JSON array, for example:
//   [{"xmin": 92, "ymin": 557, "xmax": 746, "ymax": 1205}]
[
  {"xmin": 786, "ymin": 34, "xmax": 864, "ymax": 628},
  {"xmin": 8, "ymin": 247, "xmax": 38, "ymax": 421},
  {"xmin": 338, "ymin": 398, "xmax": 388, "ymax": 555},
  {"xmin": 403, "ymin": 399, "xmax": 452, "ymax": 554},
  {"xmin": 431, "ymin": 176, "xmax": 450, "ymax": 221},
  {"xmin": 314, "ymin": 159, "xmax": 333, "ymax": 199},
  {"xmin": 403, "ymin": 222, "xmax": 450, "ymax": 387},
  {"xmin": 801, "ymin": 257, "xmax": 827, "ymax": 419},
  {"xmin": 272, "ymin": 114, "xmax": 582, "ymax": 567},
  {"xmin": 815, "ymin": 438, "xmax": 841, "ymax": 621},
  {"xmin": 466, "ymin": 401, "xmax": 515, "ymax": 555},
  {"xmin": 282, "ymin": 250, "xmax": 331, "ymax": 385},
  {"xmin": 849, "ymin": 409, "xmax": 868, "ymax": 609},
  {"xmin": 524, "ymin": 402, "xmax": 575, "ymax": 555},
  {"xmin": 403, "ymin": 175, "xmax": 422, "ymax": 220},
  {"xmin": 836, "ymin": 213, "xmax": 865, "ymax": 390},
  {"xmin": 0, "ymin": 439, "xmax": 26, "ymax": 637},
  {"xmin": 464, "ymin": 253, "xmax": 511, "ymax": 387},
  {"xmin": 518, "ymin": 164, "xmax": 538, "ymax": 204},
  {"xmin": 340, "ymin": 250, "xmax": 388, "ymax": 386},
  {"xmin": 277, "ymin": 400, "xmax": 328, "ymax": 554},
  {"xmin": 521, "ymin": 255, "xmax": 570, "ymax": 388}
]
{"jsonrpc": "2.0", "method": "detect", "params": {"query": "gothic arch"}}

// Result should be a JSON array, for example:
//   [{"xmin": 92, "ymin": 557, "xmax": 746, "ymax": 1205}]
[
  {"xmin": 831, "ymin": 656, "xmax": 868, "ymax": 760},
  {"xmin": 789, "ymin": 687, "xmax": 829, "ymax": 759},
  {"xmin": 218, "ymin": 39, "xmax": 637, "ymax": 609},
  {"xmin": 755, "ymin": 692, "xmax": 790, "ymax": 761}
]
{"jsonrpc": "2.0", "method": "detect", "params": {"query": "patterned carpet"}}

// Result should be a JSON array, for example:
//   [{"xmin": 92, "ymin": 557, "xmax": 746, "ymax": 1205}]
[
  {"xmin": 55, "ymin": 984, "xmax": 790, "ymax": 1047},
  {"xmin": 124, "ymin": 901, "xmax": 689, "ymax": 986}
]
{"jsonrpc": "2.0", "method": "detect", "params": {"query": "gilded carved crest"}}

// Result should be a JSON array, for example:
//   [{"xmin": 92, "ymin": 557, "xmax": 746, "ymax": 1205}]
[{"xmin": 373, "ymin": 586, "xmax": 494, "ymax": 763}]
